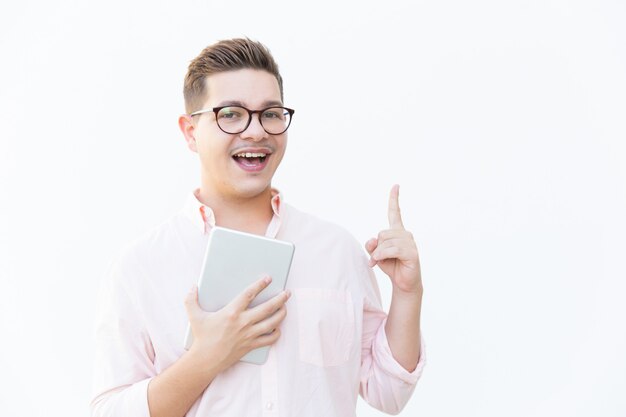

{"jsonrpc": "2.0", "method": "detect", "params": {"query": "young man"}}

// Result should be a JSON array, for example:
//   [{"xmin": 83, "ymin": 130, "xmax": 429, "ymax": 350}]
[{"xmin": 91, "ymin": 38, "xmax": 425, "ymax": 417}]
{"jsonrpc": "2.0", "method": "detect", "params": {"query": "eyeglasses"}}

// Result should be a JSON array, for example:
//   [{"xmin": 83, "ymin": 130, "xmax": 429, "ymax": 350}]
[{"xmin": 189, "ymin": 105, "xmax": 295, "ymax": 135}]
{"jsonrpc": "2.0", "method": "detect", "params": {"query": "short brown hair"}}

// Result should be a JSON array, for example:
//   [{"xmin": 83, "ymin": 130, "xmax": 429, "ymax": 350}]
[{"xmin": 183, "ymin": 38, "xmax": 284, "ymax": 114}]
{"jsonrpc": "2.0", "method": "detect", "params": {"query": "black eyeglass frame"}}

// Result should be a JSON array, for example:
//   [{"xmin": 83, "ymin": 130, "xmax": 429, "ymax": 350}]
[{"xmin": 189, "ymin": 105, "xmax": 295, "ymax": 135}]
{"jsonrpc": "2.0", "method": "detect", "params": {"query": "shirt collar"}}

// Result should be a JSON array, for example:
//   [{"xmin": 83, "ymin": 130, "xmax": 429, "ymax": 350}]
[{"xmin": 182, "ymin": 188, "xmax": 283, "ymax": 236}]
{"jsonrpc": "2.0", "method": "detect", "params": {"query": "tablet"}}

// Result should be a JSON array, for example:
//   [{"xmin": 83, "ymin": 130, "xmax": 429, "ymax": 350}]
[{"xmin": 183, "ymin": 226, "xmax": 295, "ymax": 365}]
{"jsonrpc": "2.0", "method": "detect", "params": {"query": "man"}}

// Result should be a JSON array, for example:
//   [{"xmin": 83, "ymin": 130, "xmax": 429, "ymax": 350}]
[{"xmin": 91, "ymin": 38, "xmax": 425, "ymax": 417}]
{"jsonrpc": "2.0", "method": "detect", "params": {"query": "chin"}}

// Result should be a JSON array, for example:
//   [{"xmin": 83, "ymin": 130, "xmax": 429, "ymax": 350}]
[{"xmin": 230, "ymin": 181, "xmax": 273, "ymax": 199}]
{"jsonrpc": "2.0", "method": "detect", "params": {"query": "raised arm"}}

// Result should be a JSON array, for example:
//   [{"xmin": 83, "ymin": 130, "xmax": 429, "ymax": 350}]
[
  {"xmin": 365, "ymin": 184, "xmax": 423, "ymax": 370},
  {"xmin": 359, "ymin": 185, "xmax": 425, "ymax": 414}
]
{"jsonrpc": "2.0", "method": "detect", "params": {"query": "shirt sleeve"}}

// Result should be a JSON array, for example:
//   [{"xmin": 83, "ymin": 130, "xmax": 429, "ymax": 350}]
[
  {"xmin": 90, "ymin": 252, "xmax": 157, "ymax": 417},
  {"xmin": 358, "ymin": 254, "xmax": 426, "ymax": 415}
]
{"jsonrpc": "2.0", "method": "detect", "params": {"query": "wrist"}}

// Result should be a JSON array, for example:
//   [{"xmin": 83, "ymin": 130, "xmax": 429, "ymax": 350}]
[
  {"xmin": 392, "ymin": 284, "xmax": 423, "ymax": 301},
  {"xmin": 187, "ymin": 344, "xmax": 225, "ymax": 378}
]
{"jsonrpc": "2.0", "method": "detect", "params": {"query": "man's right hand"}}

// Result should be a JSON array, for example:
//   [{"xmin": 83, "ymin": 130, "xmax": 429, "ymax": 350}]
[{"xmin": 184, "ymin": 276, "xmax": 290, "ymax": 372}]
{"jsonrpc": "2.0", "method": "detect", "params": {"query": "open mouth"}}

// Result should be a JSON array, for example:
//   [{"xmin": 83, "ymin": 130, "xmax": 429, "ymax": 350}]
[{"xmin": 232, "ymin": 151, "xmax": 270, "ymax": 171}]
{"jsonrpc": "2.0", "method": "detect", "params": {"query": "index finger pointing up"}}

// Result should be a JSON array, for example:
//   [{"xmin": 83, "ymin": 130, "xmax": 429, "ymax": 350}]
[{"xmin": 388, "ymin": 184, "xmax": 405, "ymax": 230}]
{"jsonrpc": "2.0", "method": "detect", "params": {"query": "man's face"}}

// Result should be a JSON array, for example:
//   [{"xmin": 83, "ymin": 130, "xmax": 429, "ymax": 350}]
[{"xmin": 187, "ymin": 69, "xmax": 287, "ymax": 200}]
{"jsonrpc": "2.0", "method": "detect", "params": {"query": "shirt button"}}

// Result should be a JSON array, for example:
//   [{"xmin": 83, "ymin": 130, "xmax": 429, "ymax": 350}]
[{"xmin": 265, "ymin": 402, "xmax": 274, "ymax": 410}]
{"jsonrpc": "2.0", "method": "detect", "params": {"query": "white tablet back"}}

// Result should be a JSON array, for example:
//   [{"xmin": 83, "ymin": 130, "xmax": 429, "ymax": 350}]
[{"xmin": 183, "ymin": 226, "xmax": 295, "ymax": 365}]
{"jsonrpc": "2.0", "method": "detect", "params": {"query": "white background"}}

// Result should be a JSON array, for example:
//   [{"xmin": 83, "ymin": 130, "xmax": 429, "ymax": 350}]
[{"xmin": 1, "ymin": 1, "xmax": 625, "ymax": 416}]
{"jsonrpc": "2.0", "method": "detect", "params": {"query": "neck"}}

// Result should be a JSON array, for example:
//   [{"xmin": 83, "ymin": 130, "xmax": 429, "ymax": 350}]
[{"xmin": 196, "ymin": 185, "xmax": 275, "ymax": 236}]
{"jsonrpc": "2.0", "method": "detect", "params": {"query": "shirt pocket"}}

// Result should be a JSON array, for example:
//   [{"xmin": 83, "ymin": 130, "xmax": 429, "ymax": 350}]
[{"xmin": 294, "ymin": 288, "xmax": 355, "ymax": 367}]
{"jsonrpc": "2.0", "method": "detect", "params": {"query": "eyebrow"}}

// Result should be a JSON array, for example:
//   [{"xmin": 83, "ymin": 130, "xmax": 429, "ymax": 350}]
[{"xmin": 215, "ymin": 100, "xmax": 284, "ymax": 108}]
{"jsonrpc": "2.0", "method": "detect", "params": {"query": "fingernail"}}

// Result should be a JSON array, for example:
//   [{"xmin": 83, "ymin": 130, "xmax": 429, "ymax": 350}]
[
  {"xmin": 286, "ymin": 290, "xmax": 292, "ymax": 298},
  {"xmin": 264, "ymin": 276, "xmax": 272, "ymax": 284}
]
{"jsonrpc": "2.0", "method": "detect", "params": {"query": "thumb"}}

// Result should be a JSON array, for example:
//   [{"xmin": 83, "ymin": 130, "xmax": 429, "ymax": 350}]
[
  {"xmin": 184, "ymin": 285, "xmax": 202, "ymax": 319},
  {"xmin": 364, "ymin": 238, "xmax": 378, "ymax": 255}
]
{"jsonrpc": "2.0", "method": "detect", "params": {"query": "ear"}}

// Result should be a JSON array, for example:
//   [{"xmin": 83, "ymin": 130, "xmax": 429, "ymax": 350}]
[{"xmin": 179, "ymin": 114, "xmax": 198, "ymax": 153}]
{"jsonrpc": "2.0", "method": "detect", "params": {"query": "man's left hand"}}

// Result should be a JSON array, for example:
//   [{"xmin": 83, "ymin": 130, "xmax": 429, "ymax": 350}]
[{"xmin": 365, "ymin": 184, "xmax": 423, "ymax": 295}]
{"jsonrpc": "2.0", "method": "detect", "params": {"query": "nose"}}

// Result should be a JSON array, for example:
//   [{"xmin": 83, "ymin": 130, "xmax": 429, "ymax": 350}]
[{"xmin": 241, "ymin": 113, "xmax": 267, "ymax": 142}]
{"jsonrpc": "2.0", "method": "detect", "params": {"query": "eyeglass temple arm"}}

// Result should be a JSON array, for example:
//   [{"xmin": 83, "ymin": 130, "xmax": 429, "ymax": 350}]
[{"xmin": 189, "ymin": 108, "xmax": 214, "ymax": 117}]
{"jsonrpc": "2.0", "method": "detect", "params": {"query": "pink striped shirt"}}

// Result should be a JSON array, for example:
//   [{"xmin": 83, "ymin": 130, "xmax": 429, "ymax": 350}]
[{"xmin": 91, "ymin": 189, "xmax": 425, "ymax": 417}]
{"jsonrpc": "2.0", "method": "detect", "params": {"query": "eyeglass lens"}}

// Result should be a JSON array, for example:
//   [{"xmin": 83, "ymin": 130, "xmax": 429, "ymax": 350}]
[{"xmin": 216, "ymin": 106, "xmax": 292, "ymax": 134}]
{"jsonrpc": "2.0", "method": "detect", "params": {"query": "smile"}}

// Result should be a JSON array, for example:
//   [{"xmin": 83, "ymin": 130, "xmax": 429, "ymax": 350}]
[{"xmin": 232, "ymin": 152, "xmax": 271, "ymax": 172}]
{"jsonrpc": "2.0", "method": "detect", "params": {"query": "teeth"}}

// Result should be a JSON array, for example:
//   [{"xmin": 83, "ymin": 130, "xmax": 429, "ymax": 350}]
[{"xmin": 235, "ymin": 152, "xmax": 267, "ymax": 158}]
